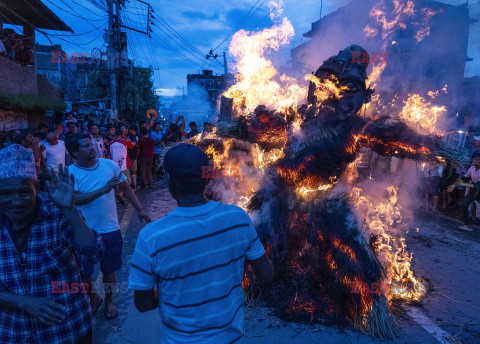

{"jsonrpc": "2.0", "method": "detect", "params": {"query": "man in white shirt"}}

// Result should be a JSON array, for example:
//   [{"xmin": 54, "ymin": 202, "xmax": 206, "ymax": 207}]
[
  {"xmin": 66, "ymin": 133, "xmax": 152, "ymax": 320},
  {"xmin": 40, "ymin": 132, "xmax": 66, "ymax": 173},
  {"xmin": 88, "ymin": 122, "xmax": 105, "ymax": 158}
]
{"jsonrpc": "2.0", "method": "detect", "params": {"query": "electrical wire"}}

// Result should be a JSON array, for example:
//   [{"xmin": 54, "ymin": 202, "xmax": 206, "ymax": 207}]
[
  {"xmin": 150, "ymin": 18, "xmax": 223, "ymax": 71},
  {"xmin": 43, "ymin": 0, "xmax": 106, "ymax": 22},
  {"xmin": 213, "ymin": 0, "xmax": 267, "ymax": 51},
  {"xmin": 153, "ymin": 16, "xmax": 224, "ymax": 69}
]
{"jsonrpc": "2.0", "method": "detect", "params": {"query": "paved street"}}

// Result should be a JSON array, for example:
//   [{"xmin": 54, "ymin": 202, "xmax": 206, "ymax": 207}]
[{"xmin": 93, "ymin": 183, "xmax": 480, "ymax": 344}]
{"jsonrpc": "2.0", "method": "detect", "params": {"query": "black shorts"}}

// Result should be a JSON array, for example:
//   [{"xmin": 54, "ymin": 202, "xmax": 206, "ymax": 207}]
[
  {"xmin": 83, "ymin": 230, "xmax": 123, "ymax": 277},
  {"xmin": 423, "ymin": 176, "xmax": 441, "ymax": 196}
]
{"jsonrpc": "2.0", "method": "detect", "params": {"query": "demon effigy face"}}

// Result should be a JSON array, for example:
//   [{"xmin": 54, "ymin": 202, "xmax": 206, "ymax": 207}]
[{"xmin": 308, "ymin": 45, "xmax": 374, "ymax": 118}]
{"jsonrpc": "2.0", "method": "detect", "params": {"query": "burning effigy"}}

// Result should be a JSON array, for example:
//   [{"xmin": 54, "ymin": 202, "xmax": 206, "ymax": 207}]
[{"xmin": 192, "ymin": 0, "xmax": 464, "ymax": 339}]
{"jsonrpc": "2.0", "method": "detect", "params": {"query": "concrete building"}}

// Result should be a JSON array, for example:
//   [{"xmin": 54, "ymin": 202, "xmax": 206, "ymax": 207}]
[
  {"xmin": 0, "ymin": 0, "xmax": 70, "ymax": 134},
  {"xmin": 291, "ymin": 0, "xmax": 478, "ymax": 117},
  {"xmin": 36, "ymin": 44, "xmax": 81, "ymax": 101},
  {"xmin": 187, "ymin": 70, "xmax": 226, "ymax": 103}
]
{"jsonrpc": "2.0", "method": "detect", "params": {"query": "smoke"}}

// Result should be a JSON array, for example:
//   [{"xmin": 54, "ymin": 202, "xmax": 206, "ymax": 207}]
[
  {"xmin": 291, "ymin": 0, "xmax": 465, "ymax": 131},
  {"xmin": 179, "ymin": 83, "xmax": 217, "ymax": 130}
]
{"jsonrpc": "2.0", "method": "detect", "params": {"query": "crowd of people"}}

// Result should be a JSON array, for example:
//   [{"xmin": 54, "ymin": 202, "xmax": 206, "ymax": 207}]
[
  {"xmin": 420, "ymin": 134, "xmax": 480, "ymax": 232},
  {"xmin": 0, "ymin": 104, "xmax": 269, "ymax": 344},
  {"xmin": 0, "ymin": 104, "xmax": 210, "ymax": 195},
  {"xmin": 0, "ymin": 24, "xmax": 34, "ymax": 67}
]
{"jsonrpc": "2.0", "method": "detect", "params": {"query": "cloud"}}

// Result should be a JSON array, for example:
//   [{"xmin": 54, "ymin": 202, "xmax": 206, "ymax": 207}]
[{"xmin": 182, "ymin": 10, "xmax": 219, "ymax": 21}]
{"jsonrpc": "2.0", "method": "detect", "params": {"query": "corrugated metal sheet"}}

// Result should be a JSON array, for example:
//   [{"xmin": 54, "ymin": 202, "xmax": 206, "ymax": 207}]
[{"xmin": 0, "ymin": 0, "xmax": 72, "ymax": 32}]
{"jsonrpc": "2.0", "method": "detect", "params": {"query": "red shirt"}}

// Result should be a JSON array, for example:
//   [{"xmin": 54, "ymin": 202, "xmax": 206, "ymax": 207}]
[
  {"xmin": 109, "ymin": 138, "xmax": 135, "ymax": 168},
  {"xmin": 137, "ymin": 136, "xmax": 155, "ymax": 159}
]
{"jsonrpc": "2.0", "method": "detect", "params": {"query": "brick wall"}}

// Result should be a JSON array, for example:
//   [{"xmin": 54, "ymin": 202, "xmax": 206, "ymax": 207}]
[
  {"xmin": 0, "ymin": 56, "xmax": 37, "ymax": 95},
  {"xmin": 37, "ymin": 74, "xmax": 64, "ymax": 99}
]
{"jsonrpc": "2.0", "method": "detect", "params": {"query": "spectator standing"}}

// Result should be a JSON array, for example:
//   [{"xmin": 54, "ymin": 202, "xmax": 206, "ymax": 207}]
[
  {"xmin": 471, "ymin": 136, "xmax": 480, "ymax": 160},
  {"xmin": 35, "ymin": 122, "xmax": 49, "ymax": 140},
  {"xmin": 0, "ymin": 144, "xmax": 103, "ymax": 343},
  {"xmin": 64, "ymin": 103, "xmax": 79, "ymax": 128},
  {"xmin": 422, "ymin": 162, "xmax": 443, "ymax": 212},
  {"xmin": 109, "ymin": 130, "xmax": 135, "ymax": 184},
  {"xmin": 129, "ymin": 144, "xmax": 273, "ymax": 343},
  {"xmin": 127, "ymin": 124, "xmax": 139, "ymax": 189},
  {"xmin": 0, "ymin": 36, "xmax": 6, "ymax": 57},
  {"xmin": 88, "ymin": 122, "xmax": 105, "ymax": 158},
  {"xmin": 137, "ymin": 127, "xmax": 155, "ymax": 188},
  {"xmin": 187, "ymin": 121, "xmax": 199, "ymax": 139},
  {"xmin": 104, "ymin": 124, "xmax": 117, "ymax": 157},
  {"xmin": 65, "ymin": 122, "xmax": 77, "ymax": 137},
  {"xmin": 150, "ymin": 122, "xmax": 164, "ymax": 179},
  {"xmin": 40, "ymin": 132, "xmax": 66, "ymax": 173},
  {"xmin": 66, "ymin": 134, "xmax": 151, "ymax": 320}
]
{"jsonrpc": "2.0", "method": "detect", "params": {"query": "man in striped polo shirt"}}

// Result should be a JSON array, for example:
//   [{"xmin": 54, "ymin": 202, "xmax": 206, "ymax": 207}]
[{"xmin": 129, "ymin": 143, "xmax": 274, "ymax": 343}]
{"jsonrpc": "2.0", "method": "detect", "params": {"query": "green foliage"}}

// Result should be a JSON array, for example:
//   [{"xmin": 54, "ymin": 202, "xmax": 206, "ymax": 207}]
[
  {"xmin": 83, "ymin": 64, "xmax": 158, "ymax": 122},
  {"xmin": 82, "ymin": 72, "xmax": 108, "ymax": 102},
  {"xmin": 0, "ymin": 92, "xmax": 66, "ymax": 112}
]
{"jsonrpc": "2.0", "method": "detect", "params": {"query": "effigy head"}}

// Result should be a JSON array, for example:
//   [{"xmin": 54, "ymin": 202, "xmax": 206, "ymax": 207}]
[{"xmin": 308, "ymin": 45, "xmax": 375, "ymax": 117}]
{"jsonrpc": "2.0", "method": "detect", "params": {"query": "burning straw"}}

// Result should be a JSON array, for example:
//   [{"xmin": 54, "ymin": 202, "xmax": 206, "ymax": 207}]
[{"xmin": 190, "ymin": 0, "xmax": 449, "ymax": 339}]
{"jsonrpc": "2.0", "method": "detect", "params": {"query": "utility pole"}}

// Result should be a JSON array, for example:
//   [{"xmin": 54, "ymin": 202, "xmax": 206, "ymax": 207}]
[
  {"xmin": 106, "ymin": 0, "xmax": 152, "ymax": 120},
  {"xmin": 107, "ymin": 0, "xmax": 118, "ymax": 120},
  {"xmin": 106, "ymin": 0, "xmax": 126, "ymax": 120},
  {"xmin": 206, "ymin": 49, "xmax": 228, "ymax": 76},
  {"xmin": 223, "ymin": 52, "xmax": 228, "ymax": 75}
]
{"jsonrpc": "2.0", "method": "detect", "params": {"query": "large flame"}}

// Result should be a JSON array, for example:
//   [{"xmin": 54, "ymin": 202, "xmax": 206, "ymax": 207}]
[
  {"xmin": 351, "ymin": 185, "xmax": 426, "ymax": 301},
  {"xmin": 223, "ymin": 3, "xmax": 307, "ymax": 115}
]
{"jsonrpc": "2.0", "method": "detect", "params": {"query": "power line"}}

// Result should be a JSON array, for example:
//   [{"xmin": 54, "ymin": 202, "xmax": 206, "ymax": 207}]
[
  {"xmin": 43, "ymin": 0, "xmax": 106, "ymax": 22},
  {"xmin": 153, "ymin": 16, "xmax": 224, "ymax": 69},
  {"xmin": 150, "ymin": 17, "xmax": 223, "ymax": 71},
  {"xmin": 213, "ymin": 0, "xmax": 267, "ymax": 51}
]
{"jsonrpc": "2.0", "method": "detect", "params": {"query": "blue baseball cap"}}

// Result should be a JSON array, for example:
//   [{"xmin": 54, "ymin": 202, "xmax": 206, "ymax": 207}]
[{"xmin": 163, "ymin": 143, "xmax": 210, "ymax": 180}]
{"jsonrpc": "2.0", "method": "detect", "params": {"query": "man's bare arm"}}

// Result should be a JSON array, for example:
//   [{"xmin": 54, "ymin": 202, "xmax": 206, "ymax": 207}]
[
  {"xmin": 134, "ymin": 289, "xmax": 158, "ymax": 312},
  {"xmin": 0, "ymin": 292, "xmax": 66, "ymax": 326},
  {"xmin": 247, "ymin": 254, "xmax": 274, "ymax": 283},
  {"xmin": 118, "ymin": 181, "xmax": 152, "ymax": 223},
  {"xmin": 74, "ymin": 176, "xmax": 119, "ymax": 206}
]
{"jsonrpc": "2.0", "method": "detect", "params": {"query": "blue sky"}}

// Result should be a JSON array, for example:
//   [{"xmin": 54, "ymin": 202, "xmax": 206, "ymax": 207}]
[{"xmin": 29, "ymin": 0, "xmax": 480, "ymax": 95}]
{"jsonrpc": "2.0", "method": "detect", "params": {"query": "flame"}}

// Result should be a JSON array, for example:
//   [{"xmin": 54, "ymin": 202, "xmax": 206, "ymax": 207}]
[
  {"xmin": 364, "ymin": 25, "xmax": 379, "ymax": 38},
  {"xmin": 367, "ymin": 63, "xmax": 387, "ymax": 89},
  {"xmin": 353, "ymin": 134, "xmax": 432, "ymax": 156},
  {"xmin": 223, "ymin": 3, "xmax": 307, "ymax": 115},
  {"xmin": 415, "ymin": 8, "xmax": 439, "ymax": 43},
  {"xmin": 398, "ymin": 93, "xmax": 446, "ymax": 135},
  {"xmin": 351, "ymin": 185, "xmax": 426, "ymax": 301},
  {"xmin": 306, "ymin": 74, "xmax": 349, "ymax": 106},
  {"xmin": 295, "ymin": 184, "xmax": 334, "ymax": 198},
  {"xmin": 368, "ymin": 0, "xmax": 415, "ymax": 41},
  {"xmin": 366, "ymin": 0, "xmax": 438, "ymax": 48}
]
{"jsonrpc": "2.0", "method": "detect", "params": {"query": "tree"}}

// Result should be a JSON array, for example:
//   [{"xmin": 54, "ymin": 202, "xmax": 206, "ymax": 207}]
[{"xmin": 82, "ymin": 62, "xmax": 158, "ymax": 122}]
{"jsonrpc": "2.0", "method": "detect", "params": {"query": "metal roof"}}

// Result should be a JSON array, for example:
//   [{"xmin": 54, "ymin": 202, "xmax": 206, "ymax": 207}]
[{"xmin": 0, "ymin": 0, "xmax": 73, "ymax": 32}]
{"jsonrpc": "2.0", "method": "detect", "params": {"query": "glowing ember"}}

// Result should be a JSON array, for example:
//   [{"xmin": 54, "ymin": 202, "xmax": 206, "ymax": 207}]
[{"xmin": 286, "ymin": 296, "xmax": 316, "ymax": 316}]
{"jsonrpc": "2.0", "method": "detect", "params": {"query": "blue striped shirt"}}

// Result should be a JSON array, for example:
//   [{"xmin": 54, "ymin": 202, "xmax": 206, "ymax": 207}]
[{"xmin": 128, "ymin": 201, "xmax": 265, "ymax": 344}]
